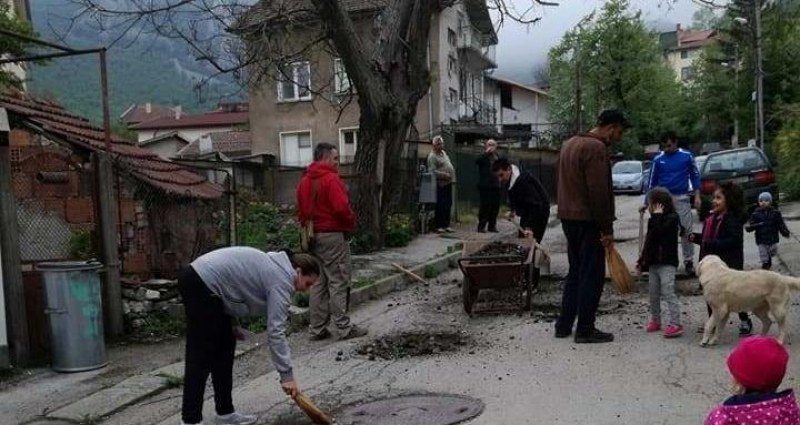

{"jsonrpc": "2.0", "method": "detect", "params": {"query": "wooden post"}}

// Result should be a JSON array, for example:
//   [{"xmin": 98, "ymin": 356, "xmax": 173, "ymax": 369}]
[
  {"xmin": 0, "ymin": 123, "xmax": 30, "ymax": 366},
  {"xmin": 95, "ymin": 153, "xmax": 124, "ymax": 337}
]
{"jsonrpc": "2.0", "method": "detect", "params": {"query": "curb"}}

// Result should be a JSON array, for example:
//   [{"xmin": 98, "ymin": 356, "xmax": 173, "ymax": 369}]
[
  {"xmin": 777, "ymin": 231, "xmax": 800, "ymax": 277},
  {"xmin": 41, "ymin": 341, "xmax": 262, "ymax": 423},
  {"xmin": 289, "ymin": 244, "xmax": 464, "ymax": 328}
]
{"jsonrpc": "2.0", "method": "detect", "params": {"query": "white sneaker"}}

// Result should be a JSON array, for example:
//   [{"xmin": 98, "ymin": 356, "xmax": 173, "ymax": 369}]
[{"xmin": 216, "ymin": 412, "xmax": 258, "ymax": 425}]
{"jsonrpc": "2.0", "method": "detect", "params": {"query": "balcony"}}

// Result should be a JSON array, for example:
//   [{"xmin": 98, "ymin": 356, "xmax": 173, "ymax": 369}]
[
  {"xmin": 454, "ymin": 97, "xmax": 499, "ymax": 139},
  {"xmin": 458, "ymin": 27, "xmax": 497, "ymax": 70}
]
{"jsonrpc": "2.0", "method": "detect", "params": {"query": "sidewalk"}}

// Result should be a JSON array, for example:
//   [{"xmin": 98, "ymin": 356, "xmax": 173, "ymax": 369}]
[
  {"xmin": 3, "ymin": 228, "xmax": 478, "ymax": 425},
  {"xmin": 776, "ymin": 200, "xmax": 800, "ymax": 276}
]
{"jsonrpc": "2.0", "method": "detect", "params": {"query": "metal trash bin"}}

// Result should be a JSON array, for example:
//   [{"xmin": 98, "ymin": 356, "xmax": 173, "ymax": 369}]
[{"xmin": 36, "ymin": 261, "xmax": 107, "ymax": 372}]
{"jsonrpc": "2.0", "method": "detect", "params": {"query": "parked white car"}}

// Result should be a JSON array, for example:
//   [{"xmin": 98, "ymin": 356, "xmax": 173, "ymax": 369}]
[{"xmin": 612, "ymin": 160, "xmax": 647, "ymax": 194}]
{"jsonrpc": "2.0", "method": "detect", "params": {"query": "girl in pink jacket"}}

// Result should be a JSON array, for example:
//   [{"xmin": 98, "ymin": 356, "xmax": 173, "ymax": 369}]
[{"xmin": 705, "ymin": 336, "xmax": 800, "ymax": 425}]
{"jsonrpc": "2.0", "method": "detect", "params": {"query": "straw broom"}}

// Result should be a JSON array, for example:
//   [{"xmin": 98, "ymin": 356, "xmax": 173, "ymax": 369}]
[{"xmin": 605, "ymin": 241, "xmax": 635, "ymax": 295}]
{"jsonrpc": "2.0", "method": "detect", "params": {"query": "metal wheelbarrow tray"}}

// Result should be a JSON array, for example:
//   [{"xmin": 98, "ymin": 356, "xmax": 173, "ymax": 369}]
[{"xmin": 457, "ymin": 238, "xmax": 539, "ymax": 316}]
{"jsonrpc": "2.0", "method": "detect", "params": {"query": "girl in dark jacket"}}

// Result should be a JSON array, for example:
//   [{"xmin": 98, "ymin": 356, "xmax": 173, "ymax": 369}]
[
  {"xmin": 637, "ymin": 187, "xmax": 684, "ymax": 338},
  {"xmin": 689, "ymin": 182, "xmax": 753, "ymax": 335}
]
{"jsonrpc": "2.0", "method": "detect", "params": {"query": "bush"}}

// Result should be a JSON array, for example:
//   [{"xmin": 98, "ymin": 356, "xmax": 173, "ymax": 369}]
[
  {"xmin": 776, "ymin": 108, "xmax": 800, "ymax": 200},
  {"xmin": 383, "ymin": 214, "xmax": 415, "ymax": 248},
  {"xmin": 69, "ymin": 229, "xmax": 96, "ymax": 260},
  {"xmin": 236, "ymin": 192, "xmax": 300, "ymax": 251}
]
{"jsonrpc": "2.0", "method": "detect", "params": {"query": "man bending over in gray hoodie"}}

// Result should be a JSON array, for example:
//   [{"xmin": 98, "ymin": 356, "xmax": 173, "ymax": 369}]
[{"xmin": 178, "ymin": 247, "xmax": 320, "ymax": 425}]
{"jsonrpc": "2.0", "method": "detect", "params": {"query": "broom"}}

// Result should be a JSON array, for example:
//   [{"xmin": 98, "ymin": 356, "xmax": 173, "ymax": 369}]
[
  {"xmin": 605, "ymin": 241, "xmax": 635, "ymax": 294},
  {"xmin": 293, "ymin": 392, "xmax": 332, "ymax": 425}
]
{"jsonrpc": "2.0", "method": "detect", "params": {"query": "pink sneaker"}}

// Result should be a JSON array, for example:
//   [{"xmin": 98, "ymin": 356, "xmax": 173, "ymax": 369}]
[
  {"xmin": 663, "ymin": 325, "xmax": 684, "ymax": 338},
  {"xmin": 646, "ymin": 321, "xmax": 661, "ymax": 332}
]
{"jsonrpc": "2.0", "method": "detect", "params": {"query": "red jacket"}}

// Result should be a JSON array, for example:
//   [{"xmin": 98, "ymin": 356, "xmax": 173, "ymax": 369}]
[{"xmin": 296, "ymin": 161, "xmax": 357, "ymax": 233}]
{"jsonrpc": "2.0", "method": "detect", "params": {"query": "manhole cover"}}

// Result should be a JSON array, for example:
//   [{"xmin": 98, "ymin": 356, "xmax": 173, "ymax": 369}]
[
  {"xmin": 356, "ymin": 332, "xmax": 470, "ymax": 360},
  {"xmin": 336, "ymin": 394, "xmax": 484, "ymax": 425}
]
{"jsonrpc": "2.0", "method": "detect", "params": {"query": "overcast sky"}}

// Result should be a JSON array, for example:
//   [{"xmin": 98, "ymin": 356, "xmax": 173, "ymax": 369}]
[{"xmin": 491, "ymin": 0, "xmax": 708, "ymax": 83}]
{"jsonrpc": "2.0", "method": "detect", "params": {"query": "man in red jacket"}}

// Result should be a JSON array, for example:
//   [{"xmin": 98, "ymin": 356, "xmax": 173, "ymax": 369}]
[{"xmin": 296, "ymin": 143, "xmax": 367, "ymax": 341}]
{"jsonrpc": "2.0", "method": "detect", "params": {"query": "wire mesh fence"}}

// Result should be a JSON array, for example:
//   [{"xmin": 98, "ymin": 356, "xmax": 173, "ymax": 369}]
[{"xmin": 11, "ymin": 140, "xmax": 98, "ymax": 264}]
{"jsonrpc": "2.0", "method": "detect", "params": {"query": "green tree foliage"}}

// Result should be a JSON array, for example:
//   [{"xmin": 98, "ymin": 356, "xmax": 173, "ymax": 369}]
[
  {"xmin": 688, "ymin": 0, "xmax": 800, "ymax": 150},
  {"xmin": 547, "ymin": 0, "xmax": 683, "ymax": 157},
  {"xmin": 774, "ymin": 106, "xmax": 800, "ymax": 199},
  {"xmin": 0, "ymin": 2, "xmax": 39, "ymax": 90}
]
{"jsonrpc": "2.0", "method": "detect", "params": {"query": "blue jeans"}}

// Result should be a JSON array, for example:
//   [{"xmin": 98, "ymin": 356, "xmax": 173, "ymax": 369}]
[{"xmin": 556, "ymin": 220, "xmax": 606, "ymax": 334}]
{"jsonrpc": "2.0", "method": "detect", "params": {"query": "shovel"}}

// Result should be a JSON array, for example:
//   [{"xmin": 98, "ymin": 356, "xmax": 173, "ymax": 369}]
[{"xmin": 293, "ymin": 392, "xmax": 332, "ymax": 425}]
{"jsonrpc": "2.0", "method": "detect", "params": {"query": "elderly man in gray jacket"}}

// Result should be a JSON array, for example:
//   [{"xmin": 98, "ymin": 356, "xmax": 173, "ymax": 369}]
[{"xmin": 178, "ymin": 247, "xmax": 320, "ymax": 425}]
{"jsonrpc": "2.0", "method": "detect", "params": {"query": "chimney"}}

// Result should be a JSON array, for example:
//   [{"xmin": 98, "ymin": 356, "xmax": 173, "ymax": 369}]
[
  {"xmin": 676, "ymin": 23, "xmax": 681, "ymax": 32},
  {"xmin": 199, "ymin": 135, "xmax": 212, "ymax": 153},
  {"xmin": 174, "ymin": 105, "xmax": 182, "ymax": 120},
  {"xmin": 145, "ymin": 102, "xmax": 151, "ymax": 114}
]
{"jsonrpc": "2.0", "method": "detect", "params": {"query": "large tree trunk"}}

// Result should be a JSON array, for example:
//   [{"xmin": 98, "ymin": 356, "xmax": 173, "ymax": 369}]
[
  {"xmin": 352, "ymin": 101, "xmax": 415, "ymax": 250},
  {"xmin": 312, "ymin": 0, "xmax": 436, "ymax": 251}
]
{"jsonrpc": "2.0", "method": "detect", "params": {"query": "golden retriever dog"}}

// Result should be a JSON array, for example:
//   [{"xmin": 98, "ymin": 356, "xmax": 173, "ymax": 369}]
[{"xmin": 697, "ymin": 255, "xmax": 800, "ymax": 346}]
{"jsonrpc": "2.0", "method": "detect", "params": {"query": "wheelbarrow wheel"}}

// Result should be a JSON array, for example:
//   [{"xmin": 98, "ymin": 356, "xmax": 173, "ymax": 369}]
[{"xmin": 462, "ymin": 278, "xmax": 476, "ymax": 315}]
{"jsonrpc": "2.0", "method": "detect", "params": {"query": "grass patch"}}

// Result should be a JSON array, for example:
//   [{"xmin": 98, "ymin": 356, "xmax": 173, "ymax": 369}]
[
  {"xmin": 353, "ymin": 278, "xmax": 374, "ymax": 289},
  {"xmin": 157, "ymin": 372, "xmax": 184, "ymax": 389},
  {"xmin": 78, "ymin": 414, "xmax": 100, "ymax": 425},
  {"xmin": 128, "ymin": 311, "xmax": 185, "ymax": 343},
  {"xmin": 423, "ymin": 265, "xmax": 438, "ymax": 278}
]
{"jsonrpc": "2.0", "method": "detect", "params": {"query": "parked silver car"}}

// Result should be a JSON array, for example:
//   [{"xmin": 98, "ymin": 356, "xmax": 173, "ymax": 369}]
[{"xmin": 612, "ymin": 160, "xmax": 647, "ymax": 194}]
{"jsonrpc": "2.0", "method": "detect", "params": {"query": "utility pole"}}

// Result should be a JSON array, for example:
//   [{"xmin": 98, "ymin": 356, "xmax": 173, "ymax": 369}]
[
  {"xmin": 754, "ymin": 0, "xmax": 765, "ymax": 150},
  {"xmin": 0, "ymin": 112, "xmax": 30, "ymax": 366}
]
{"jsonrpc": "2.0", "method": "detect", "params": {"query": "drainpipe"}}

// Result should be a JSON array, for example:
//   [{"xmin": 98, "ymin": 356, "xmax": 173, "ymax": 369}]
[{"xmin": 427, "ymin": 36, "xmax": 434, "ymax": 138}]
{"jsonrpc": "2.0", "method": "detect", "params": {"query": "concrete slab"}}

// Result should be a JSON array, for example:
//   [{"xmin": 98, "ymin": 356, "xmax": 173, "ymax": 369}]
[{"xmin": 48, "ymin": 374, "xmax": 165, "ymax": 420}]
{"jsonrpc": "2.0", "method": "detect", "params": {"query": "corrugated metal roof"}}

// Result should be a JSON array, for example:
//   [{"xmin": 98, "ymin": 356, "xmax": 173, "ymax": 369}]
[{"xmin": 1, "ymin": 91, "xmax": 225, "ymax": 200}]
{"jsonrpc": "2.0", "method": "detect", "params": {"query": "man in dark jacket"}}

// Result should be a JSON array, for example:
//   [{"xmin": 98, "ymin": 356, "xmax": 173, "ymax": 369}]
[
  {"xmin": 476, "ymin": 139, "xmax": 500, "ymax": 233},
  {"xmin": 296, "ymin": 143, "xmax": 367, "ymax": 341},
  {"xmin": 555, "ymin": 109, "xmax": 630, "ymax": 344},
  {"xmin": 492, "ymin": 158, "xmax": 550, "ymax": 241}
]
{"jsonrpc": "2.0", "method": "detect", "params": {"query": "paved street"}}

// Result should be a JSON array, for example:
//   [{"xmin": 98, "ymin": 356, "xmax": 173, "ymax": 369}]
[{"xmin": 138, "ymin": 195, "xmax": 799, "ymax": 425}]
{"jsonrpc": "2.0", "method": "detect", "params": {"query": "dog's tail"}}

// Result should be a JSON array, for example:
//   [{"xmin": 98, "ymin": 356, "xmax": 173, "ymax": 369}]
[{"xmin": 779, "ymin": 274, "xmax": 800, "ymax": 291}]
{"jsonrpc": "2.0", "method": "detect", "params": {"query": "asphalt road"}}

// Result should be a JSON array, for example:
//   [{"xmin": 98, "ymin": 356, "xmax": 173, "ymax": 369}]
[{"xmin": 140, "ymin": 195, "xmax": 799, "ymax": 425}]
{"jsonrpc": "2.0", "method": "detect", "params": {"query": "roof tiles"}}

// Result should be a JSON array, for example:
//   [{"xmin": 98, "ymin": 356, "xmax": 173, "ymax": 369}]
[{"xmin": 1, "ymin": 91, "xmax": 224, "ymax": 200}]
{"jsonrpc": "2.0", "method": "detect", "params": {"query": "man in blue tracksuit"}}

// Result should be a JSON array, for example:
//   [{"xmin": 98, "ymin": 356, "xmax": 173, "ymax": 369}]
[{"xmin": 641, "ymin": 131, "xmax": 701, "ymax": 275}]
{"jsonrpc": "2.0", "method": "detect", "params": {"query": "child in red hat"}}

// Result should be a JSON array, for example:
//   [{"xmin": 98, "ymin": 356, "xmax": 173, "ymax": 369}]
[{"xmin": 705, "ymin": 336, "xmax": 800, "ymax": 425}]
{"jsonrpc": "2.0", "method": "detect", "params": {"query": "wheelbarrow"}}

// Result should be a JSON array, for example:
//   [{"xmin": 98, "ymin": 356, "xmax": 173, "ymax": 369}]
[{"xmin": 457, "ymin": 238, "xmax": 538, "ymax": 316}]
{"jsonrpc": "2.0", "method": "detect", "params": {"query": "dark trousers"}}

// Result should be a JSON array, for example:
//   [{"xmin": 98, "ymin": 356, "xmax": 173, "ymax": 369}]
[
  {"xmin": 435, "ymin": 183, "xmax": 453, "ymax": 229},
  {"xmin": 556, "ymin": 220, "xmax": 606, "ymax": 334},
  {"xmin": 179, "ymin": 267, "xmax": 236, "ymax": 424},
  {"xmin": 477, "ymin": 188, "xmax": 501, "ymax": 231},
  {"xmin": 519, "ymin": 207, "xmax": 550, "ymax": 241}
]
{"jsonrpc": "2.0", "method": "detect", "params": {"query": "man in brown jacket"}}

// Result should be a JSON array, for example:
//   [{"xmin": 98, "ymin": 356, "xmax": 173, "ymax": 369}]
[{"xmin": 555, "ymin": 109, "xmax": 630, "ymax": 344}]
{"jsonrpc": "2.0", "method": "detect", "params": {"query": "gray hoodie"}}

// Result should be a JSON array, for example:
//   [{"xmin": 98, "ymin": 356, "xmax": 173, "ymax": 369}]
[{"xmin": 191, "ymin": 247, "xmax": 296, "ymax": 382}]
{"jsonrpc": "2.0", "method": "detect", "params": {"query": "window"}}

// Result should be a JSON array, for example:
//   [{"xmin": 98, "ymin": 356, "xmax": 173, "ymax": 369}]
[
  {"xmin": 680, "ymin": 50, "xmax": 688, "ymax": 59},
  {"xmin": 277, "ymin": 62, "xmax": 312, "ymax": 102},
  {"xmin": 681, "ymin": 66, "xmax": 695, "ymax": 81},
  {"xmin": 447, "ymin": 55, "xmax": 457, "ymax": 78},
  {"xmin": 333, "ymin": 58, "xmax": 352, "ymax": 95},
  {"xmin": 448, "ymin": 88, "xmax": 458, "ymax": 105},
  {"xmin": 447, "ymin": 28, "xmax": 457, "ymax": 47},
  {"xmin": 339, "ymin": 128, "xmax": 358, "ymax": 164},
  {"xmin": 280, "ymin": 131, "xmax": 313, "ymax": 167}
]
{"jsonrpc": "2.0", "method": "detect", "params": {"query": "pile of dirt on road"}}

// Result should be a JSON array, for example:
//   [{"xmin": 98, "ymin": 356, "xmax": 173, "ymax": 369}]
[
  {"xmin": 469, "ymin": 242, "xmax": 528, "ymax": 264},
  {"xmin": 356, "ymin": 332, "xmax": 471, "ymax": 360}
]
